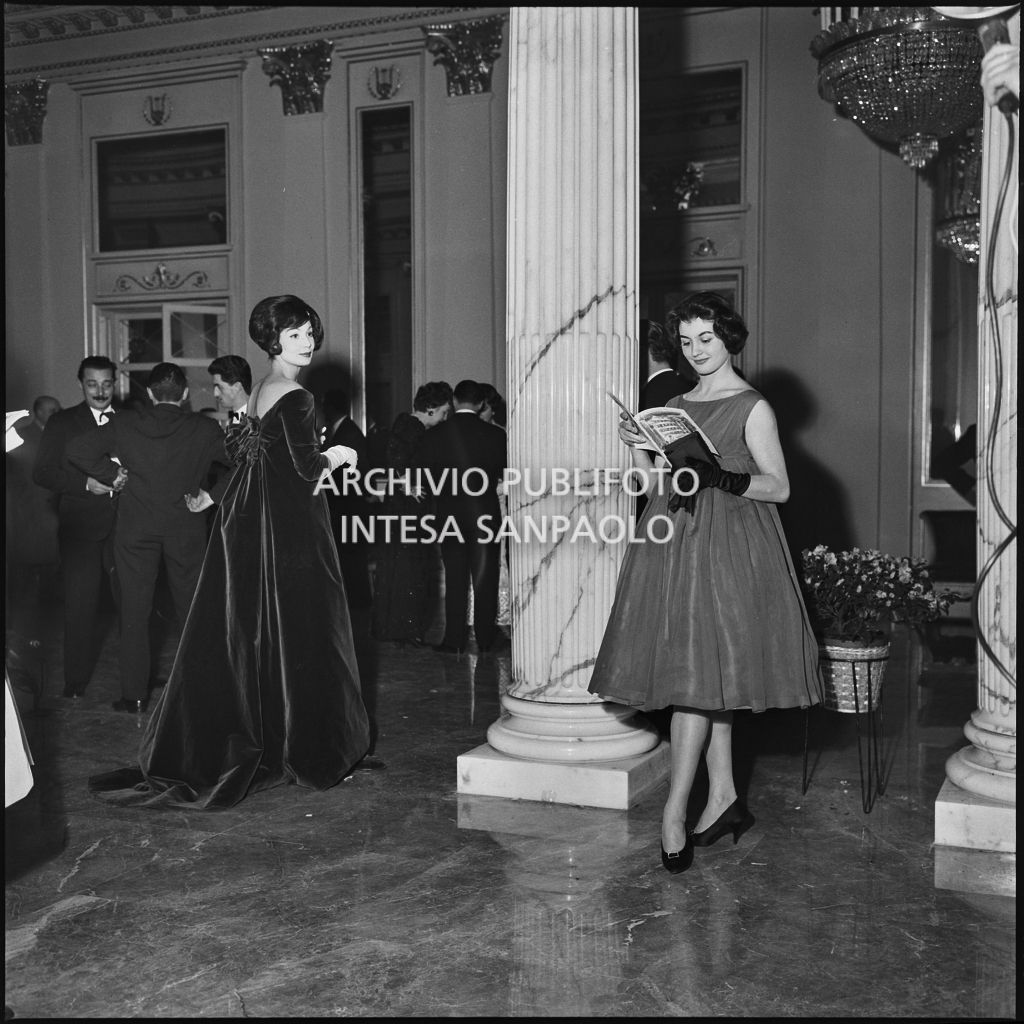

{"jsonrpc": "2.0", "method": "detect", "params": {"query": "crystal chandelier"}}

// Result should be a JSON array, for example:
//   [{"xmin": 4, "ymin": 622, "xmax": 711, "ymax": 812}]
[
  {"xmin": 934, "ymin": 121, "xmax": 983, "ymax": 264},
  {"xmin": 811, "ymin": 7, "xmax": 984, "ymax": 169}
]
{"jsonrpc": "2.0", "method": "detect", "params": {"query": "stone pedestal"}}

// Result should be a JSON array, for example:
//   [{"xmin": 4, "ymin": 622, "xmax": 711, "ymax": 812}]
[
  {"xmin": 934, "ymin": 12, "xmax": 1017, "ymax": 898},
  {"xmin": 456, "ymin": 7, "xmax": 667, "ymax": 809}
]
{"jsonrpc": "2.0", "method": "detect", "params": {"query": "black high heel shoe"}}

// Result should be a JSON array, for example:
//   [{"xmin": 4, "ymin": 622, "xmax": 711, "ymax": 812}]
[
  {"xmin": 689, "ymin": 798, "xmax": 754, "ymax": 848},
  {"xmin": 660, "ymin": 842, "xmax": 695, "ymax": 874}
]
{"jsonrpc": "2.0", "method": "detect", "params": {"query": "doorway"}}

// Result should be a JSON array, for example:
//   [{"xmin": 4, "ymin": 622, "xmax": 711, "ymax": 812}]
[{"xmin": 360, "ymin": 105, "xmax": 412, "ymax": 435}]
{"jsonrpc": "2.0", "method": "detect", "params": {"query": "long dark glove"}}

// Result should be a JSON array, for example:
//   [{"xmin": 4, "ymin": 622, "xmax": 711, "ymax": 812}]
[
  {"xmin": 683, "ymin": 457, "xmax": 751, "ymax": 496},
  {"xmin": 663, "ymin": 445, "xmax": 700, "ymax": 515}
]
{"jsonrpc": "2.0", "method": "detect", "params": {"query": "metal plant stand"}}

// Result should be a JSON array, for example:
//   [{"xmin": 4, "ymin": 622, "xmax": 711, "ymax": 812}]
[{"xmin": 803, "ymin": 651, "xmax": 888, "ymax": 813}]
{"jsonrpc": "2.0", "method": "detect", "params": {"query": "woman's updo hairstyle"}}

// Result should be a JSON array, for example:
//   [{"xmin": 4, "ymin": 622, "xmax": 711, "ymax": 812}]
[
  {"xmin": 666, "ymin": 291, "xmax": 748, "ymax": 355},
  {"xmin": 248, "ymin": 295, "xmax": 324, "ymax": 356}
]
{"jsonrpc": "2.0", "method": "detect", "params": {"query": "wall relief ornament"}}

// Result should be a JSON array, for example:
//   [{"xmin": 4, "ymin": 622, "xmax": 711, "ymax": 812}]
[
  {"xmin": 114, "ymin": 263, "xmax": 209, "ymax": 292},
  {"xmin": 423, "ymin": 15, "xmax": 506, "ymax": 97},
  {"xmin": 5, "ymin": 78, "xmax": 49, "ymax": 146},
  {"xmin": 143, "ymin": 93, "xmax": 172, "ymax": 126},
  {"xmin": 367, "ymin": 65, "xmax": 402, "ymax": 101},
  {"xmin": 258, "ymin": 39, "xmax": 333, "ymax": 115}
]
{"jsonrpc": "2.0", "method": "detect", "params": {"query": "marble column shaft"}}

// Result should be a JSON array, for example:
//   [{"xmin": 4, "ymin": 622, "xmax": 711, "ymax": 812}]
[
  {"xmin": 505, "ymin": 5, "xmax": 637, "ymax": 704},
  {"xmin": 936, "ymin": 14, "xmax": 1017, "ymax": 869},
  {"xmin": 944, "ymin": 17, "xmax": 1018, "ymax": 809},
  {"xmin": 484, "ymin": 6, "xmax": 662, "ymax": 770}
]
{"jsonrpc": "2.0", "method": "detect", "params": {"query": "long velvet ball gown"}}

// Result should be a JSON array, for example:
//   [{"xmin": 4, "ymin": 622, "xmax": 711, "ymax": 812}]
[
  {"xmin": 89, "ymin": 389, "xmax": 371, "ymax": 809},
  {"xmin": 588, "ymin": 390, "xmax": 823, "ymax": 713}
]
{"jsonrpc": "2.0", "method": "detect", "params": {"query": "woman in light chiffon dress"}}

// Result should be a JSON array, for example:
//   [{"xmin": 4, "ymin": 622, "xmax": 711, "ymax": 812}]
[{"xmin": 588, "ymin": 291, "xmax": 822, "ymax": 873}]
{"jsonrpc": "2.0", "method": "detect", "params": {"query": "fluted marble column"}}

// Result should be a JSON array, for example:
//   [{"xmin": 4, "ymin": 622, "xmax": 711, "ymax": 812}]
[
  {"xmin": 457, "ymin": 7, "xmax": 669, "ymax": 808},
  {"xmin": 934, "ymin": 12, "xmax": 1017, "ymax": 896}
]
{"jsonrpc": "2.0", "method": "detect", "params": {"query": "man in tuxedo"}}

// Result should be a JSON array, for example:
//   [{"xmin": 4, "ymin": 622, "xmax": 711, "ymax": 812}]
[
  {"xmin": 421, "ymin": 379, "xmax": 507, "ymax": 654},
  {"xmin": 66, "ymin": 363, "xmax": 227, "ymax": 712},
  {"xmin": 33, "ymin": 356, "xmax": 120, "ymax": 698},
  {"xmin": 321, "ymin": 388, "xmax": 372, "ymax": 611},
  {"xmin": 637, "ymin": 321, "xmax": 697, "ymax": 520},
  {"xmin": 640, "ymin": 319, "xmax": 696, "ymax": 411},
  {"xmin": 209, "ymin": 354, "xmax": 251, "ymax": 427},
  {"xmin": 204, "ymin": 354, "xmax": 251, "ymax": 505}
]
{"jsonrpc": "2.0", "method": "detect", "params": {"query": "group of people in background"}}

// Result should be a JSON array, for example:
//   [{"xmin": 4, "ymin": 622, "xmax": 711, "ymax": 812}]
[
  {"xmin": 369, "ymin": 378, "xmax": 509, "ymax": 655},
  {"xmin": 5, "ymin": 293, "xmax": 510, "ymax": 809}
]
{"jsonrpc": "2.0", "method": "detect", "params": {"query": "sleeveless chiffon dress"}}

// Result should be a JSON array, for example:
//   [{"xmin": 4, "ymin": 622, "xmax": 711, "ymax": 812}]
[{"xmin": 588, "ymin": 389, "xmax": 823, "ymax": 713}]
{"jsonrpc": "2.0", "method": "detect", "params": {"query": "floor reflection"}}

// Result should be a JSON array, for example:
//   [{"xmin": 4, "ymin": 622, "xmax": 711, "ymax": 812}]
[
  {"xmin": 459, "ymin": 797, "xmax": 634, "ymax": 1017},
  {"xmin": 4, "ymin": 596, "xmax": 1015, "ymax": 1019}
]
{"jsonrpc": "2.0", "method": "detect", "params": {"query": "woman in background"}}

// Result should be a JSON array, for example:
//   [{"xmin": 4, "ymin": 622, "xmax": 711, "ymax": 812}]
[{"xmin": 90, "ymin": 295, "xmax": 370, "ymax": 809}]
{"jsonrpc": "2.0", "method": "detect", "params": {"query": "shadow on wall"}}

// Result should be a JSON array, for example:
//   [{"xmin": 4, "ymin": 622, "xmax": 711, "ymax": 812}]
[
  {"xmin": 754, "ymin": 367, "xmax": 855, "ymax": 564},
  {"xmin": 303, "ymin": 360, "xmax": 358, "ymax": 433}
]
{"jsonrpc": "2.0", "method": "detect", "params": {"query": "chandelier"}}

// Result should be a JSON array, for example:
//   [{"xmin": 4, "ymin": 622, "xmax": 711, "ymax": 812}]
[
  {"xmin": 935, "ymin": 120, "xmax": 983, "ymax": 264},
  {"xmin": 811, "ymin": 7, "xmax": 984, "ymax": 169}
]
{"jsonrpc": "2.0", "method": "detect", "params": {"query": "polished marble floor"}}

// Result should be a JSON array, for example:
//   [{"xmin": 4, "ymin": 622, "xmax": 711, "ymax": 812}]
[{"xmin": 4, "ymin": 580, "xmax": 1016, "ymax": 1019}]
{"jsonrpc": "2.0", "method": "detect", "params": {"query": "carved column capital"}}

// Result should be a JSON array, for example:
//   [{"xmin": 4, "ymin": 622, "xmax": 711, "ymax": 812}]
[
  {"xmin": 258, "ymin": 39, "xmax": 333, "ymax": 115},
  {"xmin": 5, "ymin": 79, "xmax": 49, "ymax": 146},
  {"xmin": 424, "ymin": 14, "xmax": 506, "ymax": 97}
]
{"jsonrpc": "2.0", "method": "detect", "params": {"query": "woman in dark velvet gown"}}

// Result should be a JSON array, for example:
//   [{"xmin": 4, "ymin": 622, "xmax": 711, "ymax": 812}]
[
  {"xmin": 371, "ymin": 382, "xmax": 452, "ymax": 644},
  {"xmin": 89, "ymin": 295, "xmax": 370, "ymax": 809}
]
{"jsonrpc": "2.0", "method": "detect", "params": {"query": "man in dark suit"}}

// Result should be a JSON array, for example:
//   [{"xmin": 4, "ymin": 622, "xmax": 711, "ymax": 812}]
[
  {"xmin": 209, "ymin": 353, "xmax": 251, "ymax": 427},
  {"xmin": 421, "ymin": 379, "xmax": 508, "ymax": 654},
  {"xmin": 204, "ymin": 354, "xmax": 251, "ymax": 505},
  {"xmin": 321, "ymin": 388, "xmax": 372, "ymax": 611},
  {"xmin": 33, "ymin": 356, "xmax": 120, "ymax": 698},
  {"xmin": 66, "ymin": 363, "xmax": 227, "ymax": 712},
  {"xmin": 637, "ymin": 321, "xmax": 697, "ymax": 521},
  {"xmin": 640, "ymin": 319, "xmax": 696, "ymax": 410}
]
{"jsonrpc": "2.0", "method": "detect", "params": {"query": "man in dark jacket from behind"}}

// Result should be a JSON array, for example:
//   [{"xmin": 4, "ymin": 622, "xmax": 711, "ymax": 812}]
[{"xmin": 67, "ymin": 362, "xmax": 228, "ymax": 712}]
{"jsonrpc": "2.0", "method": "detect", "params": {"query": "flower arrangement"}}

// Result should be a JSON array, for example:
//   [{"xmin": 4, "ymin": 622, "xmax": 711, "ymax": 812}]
[{"xmin": 800, "ymin": 545, "xmax": 961, "ymax": 644}]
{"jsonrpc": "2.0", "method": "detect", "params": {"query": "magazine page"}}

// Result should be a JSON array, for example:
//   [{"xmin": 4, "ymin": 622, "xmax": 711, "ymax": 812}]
[
  {"xmin": 607, "ymin": 391, "xmax": 721, "ymax": 458},
  {"xmin": 636, "ymin": 406, "xmax": 721, "ymax": 457}
]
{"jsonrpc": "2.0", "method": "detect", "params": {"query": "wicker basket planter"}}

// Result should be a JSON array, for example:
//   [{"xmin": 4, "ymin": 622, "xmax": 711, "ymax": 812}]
[{"xmin": 819, "ymin": 638, "xmax": 889, "ymax": 713}]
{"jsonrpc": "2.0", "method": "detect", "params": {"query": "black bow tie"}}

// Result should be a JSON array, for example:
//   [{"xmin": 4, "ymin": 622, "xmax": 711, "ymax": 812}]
[{"xmin": 99, "ymin": 409, "xmax": 114, "ymax": 423}]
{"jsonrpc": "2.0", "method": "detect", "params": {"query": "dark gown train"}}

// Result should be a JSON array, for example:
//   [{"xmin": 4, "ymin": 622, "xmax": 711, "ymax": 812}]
[
  {"xmin": 89, "ymin": 389, "xmax": 370, "ymax": 809},
  {"xmin": 588, "ymin": 389, "xmax": 823, "ymax": 713},
  {"xmin": 370, "ymin": 412, "xmax": 438, "ymax": 643}
]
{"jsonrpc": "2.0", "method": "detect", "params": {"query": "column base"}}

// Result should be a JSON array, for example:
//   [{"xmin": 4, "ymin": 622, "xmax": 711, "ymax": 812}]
[
  {"xmin": 934, "ymin": 777, "xmax": 1016, "ymax": 896},
  {"xmin": 934, "ymin": 777, "xmax": 1016, "ymax": 852},
  {"xmin": 934, "ymin": 845, "xmax": 1016, "ymax": 897},
  {"xmin": 456, "ymin": 740, "xmax": 671, "ymax": 810}
]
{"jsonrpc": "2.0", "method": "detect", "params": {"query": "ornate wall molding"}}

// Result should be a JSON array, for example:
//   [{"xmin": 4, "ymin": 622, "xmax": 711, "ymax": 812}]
[
  {"xmin": 424, "ymin": 14, "xmax": 506, "ymax": 96},
  {"xmin": 4, "ymin": 6, "xmax": 269, "ymax": 47},
  {"xmin": 5, "ymin": 8, "xmax": 471, "ymax": 80},
  {"xmin": 258, "ymin": 39, "xmax": 333, "ymax": 115},
  {"xmin": 5, "ymin": 78, "xmax": 49, "ymax": 145},
  {"xmin": 113, "ymin": 263, "xmax": 209, "ymax": 292}
]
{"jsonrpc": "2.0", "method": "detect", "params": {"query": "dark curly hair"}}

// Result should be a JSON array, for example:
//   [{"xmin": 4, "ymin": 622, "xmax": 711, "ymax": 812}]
[
  {"xmin": 248, "ymin": 295, "xmax": 324, "ymax": 356},
  {"xmin": 645, "ymin": 319, "xmax": 679, "ymax": 368},
  {"xmin": 666, "ymin": 291, "xmax": 748, "ymax": 355},
  {"xmin": 413, "ymin": 380, "xmax": 453, "ymax": 412}
]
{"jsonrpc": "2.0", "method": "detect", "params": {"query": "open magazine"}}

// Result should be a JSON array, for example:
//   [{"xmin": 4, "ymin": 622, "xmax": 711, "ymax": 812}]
[{"xmin": 607, "ymin": 391, "xmax": 720, "ymax": 464}]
